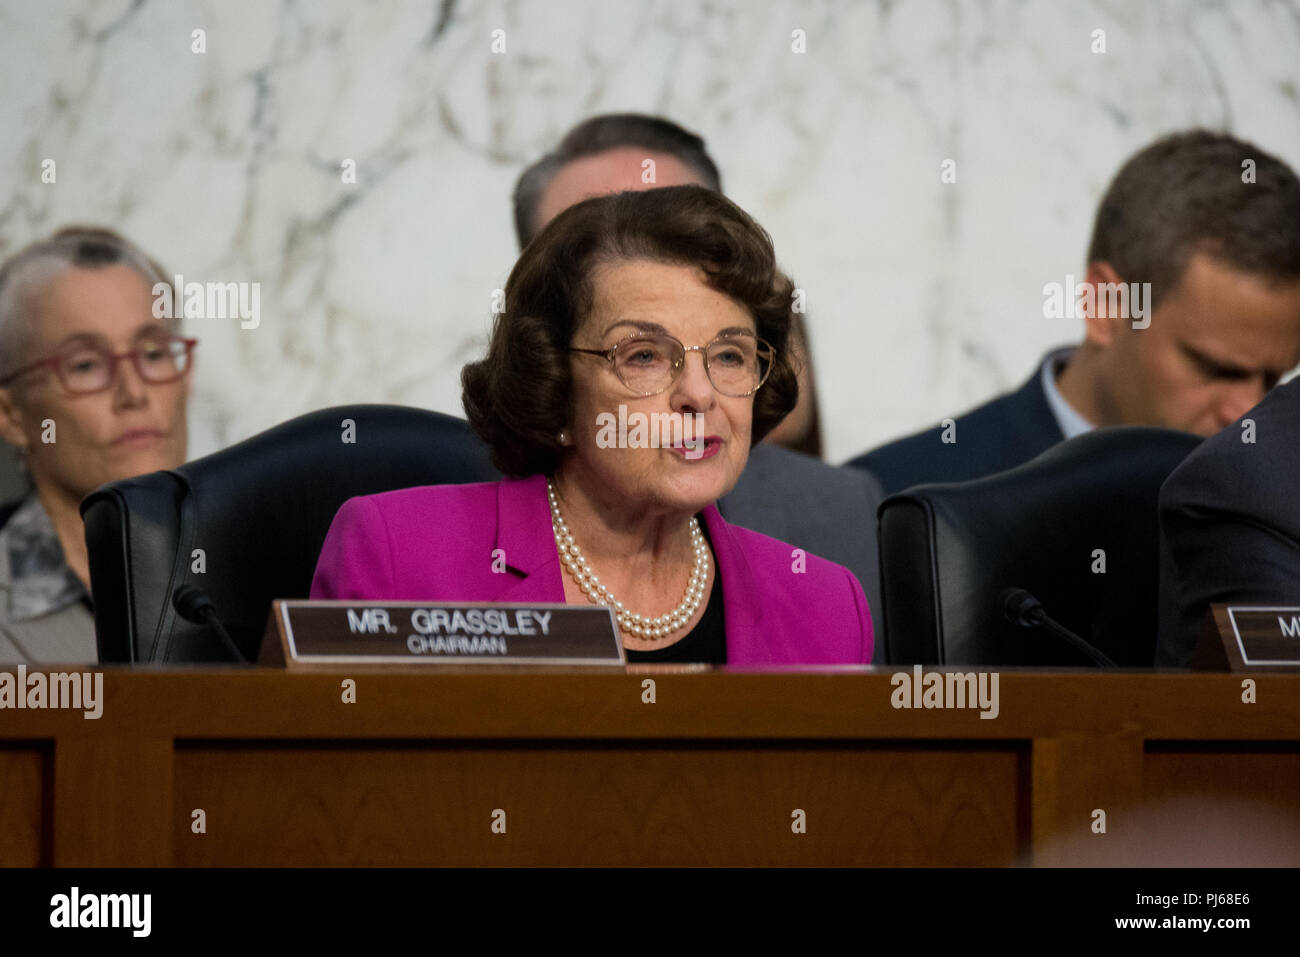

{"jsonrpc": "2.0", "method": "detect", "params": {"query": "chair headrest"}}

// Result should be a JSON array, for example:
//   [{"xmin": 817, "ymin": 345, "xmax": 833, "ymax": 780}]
[
  {"xmin": 878, "ymin": 426, "xmax": 1202, "ymax": 666},
  {"xmin": 82, "ymin": 404, "xmax": 499, "ymax": 662}
]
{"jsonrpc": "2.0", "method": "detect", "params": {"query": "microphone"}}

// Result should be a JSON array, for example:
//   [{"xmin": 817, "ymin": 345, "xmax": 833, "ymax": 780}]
[
  {"xmin": 172, "ymin": 585, "xmax": 247, "ymax": 663},
  {"xmin": 999, "ymin": 587, "xmax": 1116, "ymax": 668}
]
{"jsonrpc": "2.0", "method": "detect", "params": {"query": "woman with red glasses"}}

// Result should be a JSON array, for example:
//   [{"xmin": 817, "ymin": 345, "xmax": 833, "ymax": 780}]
[{"xmin": 0, "ymin": 227, "xmax": 196, "ymax": 663}]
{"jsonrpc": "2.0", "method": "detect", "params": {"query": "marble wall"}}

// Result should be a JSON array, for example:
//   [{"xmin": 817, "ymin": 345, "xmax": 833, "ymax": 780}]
[{"xmin": 1, "ymin": 0, "xmax": 1297, "ymax": 464}]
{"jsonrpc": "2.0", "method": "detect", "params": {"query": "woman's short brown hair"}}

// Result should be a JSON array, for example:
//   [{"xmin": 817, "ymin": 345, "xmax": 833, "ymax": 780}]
[{"xmin": 462, "ymin": 185, "xmax": 799, "ymax": 478}]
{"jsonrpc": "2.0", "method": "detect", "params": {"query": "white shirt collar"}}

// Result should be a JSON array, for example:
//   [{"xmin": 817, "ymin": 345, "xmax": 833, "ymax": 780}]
[{"xmin": 1040, "ymin": 346, "xmax": 1095, "ymax": 440}]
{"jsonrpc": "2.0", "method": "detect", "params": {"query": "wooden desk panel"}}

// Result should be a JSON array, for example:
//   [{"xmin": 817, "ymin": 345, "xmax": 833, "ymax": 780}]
[
  {"xmin": 173, "ymin": 742, "xmax": 1024, "ymax": 866},
  {"xmin": 2, "ymin": 668, "xmax": 1298, "ymax": 866},
  {"xmin": 1140, "ymin": 746, "xmax": 1300, "ymax": 866},
  {"xmin": 0, "ymin": 745, "xmax": 47, "ymax": 867}
]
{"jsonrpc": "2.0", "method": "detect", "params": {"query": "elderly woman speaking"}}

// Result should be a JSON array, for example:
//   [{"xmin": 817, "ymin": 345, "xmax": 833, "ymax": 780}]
[{"xmin": 311, "ymin": 186, "xmax": 871, "ymax": 664}]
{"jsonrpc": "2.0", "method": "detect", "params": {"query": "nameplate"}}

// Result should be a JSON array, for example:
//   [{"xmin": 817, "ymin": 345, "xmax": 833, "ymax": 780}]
[
  {"xmin": 1198, "ymin": 605, "xmax": 1300, "ymax": 670},
  {"xmin": 261, "ymin": 601, "xmax": 624, "ymax": 668}
]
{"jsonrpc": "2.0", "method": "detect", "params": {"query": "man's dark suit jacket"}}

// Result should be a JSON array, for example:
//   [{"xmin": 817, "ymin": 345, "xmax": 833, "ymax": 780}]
[
  {"xmin": 846, "ymin": 351, "xmax": 1067, "ymax": 496},
  {"xmin": 1156, "ymin": 377, "xmax": 1300, "ymax": 666},
  {"xmin": 718, "ymin": 442, "xmax": 884, "ymax": 654}
]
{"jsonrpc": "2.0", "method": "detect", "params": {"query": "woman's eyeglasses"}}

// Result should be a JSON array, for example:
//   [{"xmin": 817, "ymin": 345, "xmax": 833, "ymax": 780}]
[
  {"xmin": 0, "ymin": 335, "xmax": 198, "ymax": 395},
  {"xmin": 569, "ymin": 331, "xmax": 774, "ymax": 397}
]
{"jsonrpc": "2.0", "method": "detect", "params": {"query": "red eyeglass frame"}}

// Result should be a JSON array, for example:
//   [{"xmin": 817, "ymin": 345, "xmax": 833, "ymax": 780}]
[{"xmin": 0, "ymin": 335, "xmax": 199, "ymax": 394}]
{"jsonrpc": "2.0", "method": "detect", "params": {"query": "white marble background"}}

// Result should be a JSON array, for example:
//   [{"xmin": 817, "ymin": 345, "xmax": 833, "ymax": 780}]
[{"xmin": 1, "ymin": 0, "xmax": 1297, "ymax": 464}]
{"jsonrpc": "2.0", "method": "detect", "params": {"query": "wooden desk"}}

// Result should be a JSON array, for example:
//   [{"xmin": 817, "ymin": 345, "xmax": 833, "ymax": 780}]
[{"xmin": 2, "ymin": 668, "xmax": 1297, "ymax": 866}]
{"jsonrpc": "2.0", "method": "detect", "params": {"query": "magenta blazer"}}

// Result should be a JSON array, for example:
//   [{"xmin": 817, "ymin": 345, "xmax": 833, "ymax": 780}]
[{"xmin": 310, "ymin": 474, "xmax": 873, "ymax": 665}]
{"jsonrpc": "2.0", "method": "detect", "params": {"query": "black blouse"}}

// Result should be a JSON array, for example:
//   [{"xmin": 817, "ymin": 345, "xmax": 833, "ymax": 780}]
[{"xmin": 624, "ymin": 517, "xmax": 726, "ymax": 665}]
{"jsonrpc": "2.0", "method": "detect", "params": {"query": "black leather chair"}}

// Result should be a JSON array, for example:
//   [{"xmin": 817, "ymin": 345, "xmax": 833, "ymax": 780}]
[
  {"xmin": 877, "ymin": 427, "xmax": 1202, "ymax": 667},
  {"xmin": 81, "ymin": 405, "xmax": 499, "ymax": 663}
]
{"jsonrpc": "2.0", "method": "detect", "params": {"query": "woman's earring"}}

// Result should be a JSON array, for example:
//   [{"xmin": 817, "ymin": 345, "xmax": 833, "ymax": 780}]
[{"xmin": 557, "ymin": 429, "xmax": 570, "ymax": 445}]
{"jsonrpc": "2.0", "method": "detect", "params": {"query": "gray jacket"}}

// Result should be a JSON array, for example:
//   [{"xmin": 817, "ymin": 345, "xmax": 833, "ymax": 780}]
[
  {"xmin": 0, "ymin": 494, "xmax": 97, "ymax": 664},
  {"xmin": 718, "ymin": 443, "xmax": 884, "ymax": 654}
]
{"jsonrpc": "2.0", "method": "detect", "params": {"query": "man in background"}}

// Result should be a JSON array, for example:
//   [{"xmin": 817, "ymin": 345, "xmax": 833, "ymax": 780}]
[
  {"xmin": 848, "ymin": 130, "xmax": 1300, "ymax": 496},
  {"xmin": 1157, "ymin": 376, "xmax": 1300, "ymax": 665},
  {"xmin": 512, "ymin": 113, "xmax": 883, "ymax": 634},
  {"xmin": 514, "ymin": 114, "xmax": 824, "ymax": 456}
]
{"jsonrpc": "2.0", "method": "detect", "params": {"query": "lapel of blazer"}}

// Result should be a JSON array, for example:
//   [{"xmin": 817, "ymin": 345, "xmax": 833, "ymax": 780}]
[
  {"xmin": 490, "ymin": 474, "xmax": 566, "ymax": 603},
  {"xmin": 0, "ymin": 524, "xmax": 98, "ymax": 664},
  {"xmin": 700, "ymin": 504, "xmax": 768, "ymax": 662},
  {"xmin": 1020, "ymin": 350, "xmax": 1070, "ymax": 445},
  {"xmin": 485, "ymin": 481, "xmax": 769, "ymax": 659}
]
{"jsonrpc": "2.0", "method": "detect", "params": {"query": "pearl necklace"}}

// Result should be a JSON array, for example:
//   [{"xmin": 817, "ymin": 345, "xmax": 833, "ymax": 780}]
[{"xmin": 547, "ymin": 479, "xmax": 709, "ymax": 640}]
